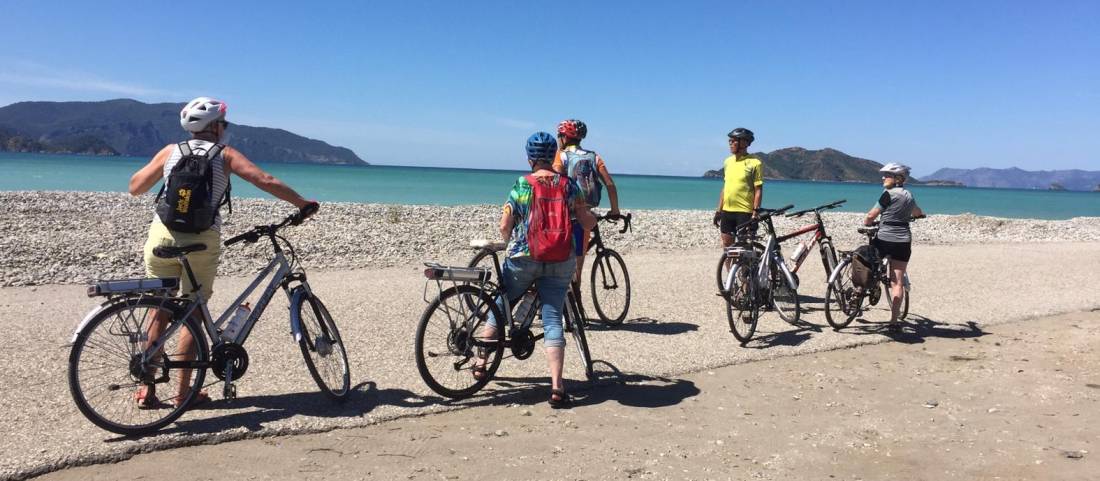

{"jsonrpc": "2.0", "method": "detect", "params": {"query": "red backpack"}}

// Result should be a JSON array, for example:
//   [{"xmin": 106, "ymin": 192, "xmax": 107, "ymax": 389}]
[{"xmin": 525, "ymin": 174, "xmax": 573, "ymax": 262}]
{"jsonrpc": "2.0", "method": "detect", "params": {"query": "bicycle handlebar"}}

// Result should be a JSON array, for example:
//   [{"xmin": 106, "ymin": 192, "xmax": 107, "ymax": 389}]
[
  {"xmin": 224, "ymin": 202, "xmax": 320, "ymax": 247},
  {"xmin": 786, "ymin": 199, "xmax": 847, "ymax": 218},
  {"xmin": 857, "ymin": 215, "xmax": 925, "ymax": 235},
  {"xmin": 597, "ymin": 212, "xmax": 633, "ymax": 234}
]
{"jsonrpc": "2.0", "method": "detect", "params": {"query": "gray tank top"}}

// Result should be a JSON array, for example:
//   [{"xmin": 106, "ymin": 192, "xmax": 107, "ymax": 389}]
[
  {"xmin": 875, "ymin": 187, "xmax": 916, "ymax": 243},
  {"xmin": 154, "ymin": 139, "xmax": 231, "ymax": 232}
]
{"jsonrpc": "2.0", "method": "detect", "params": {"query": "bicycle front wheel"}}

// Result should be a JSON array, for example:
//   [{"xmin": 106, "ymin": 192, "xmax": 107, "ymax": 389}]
[
  {"xmin": 825, "ymin": 260, "xmax": 864, "ymax": 329},
  {"xmin": 725, "ymin": 261, "xmax": 760, "ymax": 343},
  {"xmin": 296, "ymin": 294, "xmax": 351, "ymax": 401},
  {"xmin": 769, "ymin": 263, "xmax": 801, "ymax": 324},
  {"xmin": 415, "ymin": 285, "xmax": 504, "ymax": 399},
  {"xmin": 589, "ymin": 249, "xmax": 631, "ymax": 325},
  {"xmin": 565, "ymin": 289, "xmax": 594, "ymax": 380},
  {"xmin": 68, "ymin": 297, "xmax": 208, "ymax": 435}
]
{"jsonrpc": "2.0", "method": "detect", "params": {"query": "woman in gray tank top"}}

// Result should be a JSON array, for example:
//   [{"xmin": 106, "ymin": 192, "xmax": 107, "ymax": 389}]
[
  {"xmin": 126, "ymin": 97, "xmax": 316, "ymax": 408},
  {"xmin": 864, "ymin": 163, "xmax": 924, "ymax": 324}
]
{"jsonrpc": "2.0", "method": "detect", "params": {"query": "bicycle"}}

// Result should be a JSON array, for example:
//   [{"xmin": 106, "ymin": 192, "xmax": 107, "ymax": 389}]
[
  {"xmin": 416, "ymin": 240, "xmax": 592, "ymax": 400},
  {"xmin": 470, "ymin": 213, "xmax": 633, "ymax": 326},
  {"xmin": 719, "ymin": 204, "xmax": 799, "ymax": 343},
  {"xmin": 824, "ymin": 216, "xmax": 925, "ymax": 329},
  {"xmin": 781, "ymin": 199, "xmax": 846, "ymax": 288},
  {"xmin": 67, "ymin": 204, "xmax": 351, "ymax": 435}
]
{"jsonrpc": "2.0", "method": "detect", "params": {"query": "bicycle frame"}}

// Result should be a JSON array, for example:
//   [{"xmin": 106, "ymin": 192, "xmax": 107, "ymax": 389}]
[
  {"xmin": 723, "ymin": 214, "xmax": 798, "ymax": 293},
  {"xmin": 776, "ymin": 210, "xmax": 829, "ymax": 274}
]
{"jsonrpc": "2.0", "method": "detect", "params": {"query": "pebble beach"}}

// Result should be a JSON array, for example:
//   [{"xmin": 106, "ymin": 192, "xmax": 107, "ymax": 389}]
[{"xmin": 3, "ymin": 191, "xmax": 1100, "ymax": 287}]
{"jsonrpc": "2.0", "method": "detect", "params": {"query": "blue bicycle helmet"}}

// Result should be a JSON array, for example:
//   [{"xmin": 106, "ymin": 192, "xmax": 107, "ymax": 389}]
[{"xmin": 525, "ymin": 131, "xmax": 557, "ymax": 163}]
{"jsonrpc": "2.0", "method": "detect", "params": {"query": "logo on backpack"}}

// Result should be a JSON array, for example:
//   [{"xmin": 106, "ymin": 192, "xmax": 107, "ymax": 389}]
[
  {"xmin": 525, "ymin": 174, "xmax": 573, "ymax": 262},
  {"xmin": 562, "ymin": 149, "xmax": 602, "ymax": 207},
  {"xmin": 155, "ymin": 142, "xmax": 231, "ymax": 233}
]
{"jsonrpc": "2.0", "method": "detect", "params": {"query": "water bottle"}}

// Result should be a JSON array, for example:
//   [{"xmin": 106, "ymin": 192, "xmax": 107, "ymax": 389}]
[
  {"xmin": 221, "ymin": 303, "xmax": 251, "ymax": 342},
  {"xmin": 790, "ymin": 241, "xmax": 811, "ymax": 265},
  {"xmin": 513, "ymin": 291, "xmax": 537, "ymax": 328}
]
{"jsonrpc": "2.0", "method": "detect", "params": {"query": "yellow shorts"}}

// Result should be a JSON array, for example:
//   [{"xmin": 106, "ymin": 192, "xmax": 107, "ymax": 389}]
[{"xmin": 143, "ymin": 221, "xmax": 221, "ymax": 299}]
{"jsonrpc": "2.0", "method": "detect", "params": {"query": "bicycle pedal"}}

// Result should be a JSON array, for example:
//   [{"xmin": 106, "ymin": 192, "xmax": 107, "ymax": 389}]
[{"xmin": 223, "ymin": 383, "xmax": 238, "ymax": 400}]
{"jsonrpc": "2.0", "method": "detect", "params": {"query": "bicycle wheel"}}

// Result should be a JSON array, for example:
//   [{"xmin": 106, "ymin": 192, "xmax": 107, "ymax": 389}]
[
  {"xmin": 900, "ymin": 286, "xmax": 910, "ymax": 320},
  {"xmin": 68, "ymin": 297, "xmax": 208, "ymax": 435},
  {"xmin": 725, "ymin": 260, "xmax": 760, "ymax": 343},
  {"xmin": 415, "ymin": 285, "xmax": 505, "ymax": 399},
  {"xmin": 820, "ymin": 239, "xmax": 839, "ymax": 281},
  {"xmin": 296, "ymin": 293, "xmax": 351, "ymax": 401},
  {"xmin": 589, "ymin": 249, "xmax": 631, "ymax": 325},
  {"xmin": 769, "ymin": 263, "xmax": 801, "ymax": 324},
  {"xmin": 565, "ymin": 289, "xmax": 594, "ymax": 380},
  {"xmin": 825, "ymin": 260, "xmax": 864, "ymax": 329}
]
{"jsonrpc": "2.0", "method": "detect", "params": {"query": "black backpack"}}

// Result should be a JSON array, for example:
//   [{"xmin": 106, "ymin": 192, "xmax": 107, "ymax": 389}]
[{"xmin": 154, "ymin": 142, "xmax": 231, "ymax": 233}]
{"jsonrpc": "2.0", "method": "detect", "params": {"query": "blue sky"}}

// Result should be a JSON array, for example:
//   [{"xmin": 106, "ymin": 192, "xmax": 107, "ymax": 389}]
[{"xmin": 1, "ymin": 0, "xmax": 1097, "ymax": 176}]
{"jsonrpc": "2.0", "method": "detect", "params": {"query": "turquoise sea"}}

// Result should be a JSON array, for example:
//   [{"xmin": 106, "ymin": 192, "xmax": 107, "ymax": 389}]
[{"xmin": 1, "ymin": 153, "xmax": 1097, "ymax": 220}]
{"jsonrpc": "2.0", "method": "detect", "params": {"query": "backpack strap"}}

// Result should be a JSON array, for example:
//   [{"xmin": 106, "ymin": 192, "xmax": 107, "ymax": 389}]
[
  {"xmin": 209, "ymin": 143, "xmax": 232, "ymax": 214},
  {"xmin": 178, "ymin": 141, "xmax": 193, "ymax": 158}
]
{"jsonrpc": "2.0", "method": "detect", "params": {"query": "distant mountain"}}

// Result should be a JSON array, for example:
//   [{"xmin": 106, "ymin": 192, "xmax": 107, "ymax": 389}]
[
  {"xmin": 0, "ymin": 99, "xmax": 366, "ymax": 165},
  {"xmin": 703, "ymin": 147, "xmax": 893, "ymax": 183},
  {"xmin": 922, "ymin": 167, "xmax": 1100, "ymax": 191}
]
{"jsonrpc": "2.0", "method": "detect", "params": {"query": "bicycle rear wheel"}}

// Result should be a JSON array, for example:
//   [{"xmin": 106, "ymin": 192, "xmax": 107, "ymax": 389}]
[
  {"xmin": 725, "ymin": 260, "xmax": 760, "ymax": 343},
  {"xmin": 415, "ymin": 285, "xmax": 504, "ymax": 399},
  {"xmin": 296, "ymin": 293, "xmax": 351, "ymax": 401},
  {"xmin": 565, "ymin": 289, "xmax": 594, "ymax": 380},
  {"xmin": 717, "ymin": 242, "xmax": 764, "ymax": 293},
  {"xmin": 825, "ymin": 259, "xmax": 864, "ymax": 329},
  {"xmin": 589, "ymin": 249, "xmax": 631, "ymax": 325},
  {"xmin": 68, "ymin": 297, "xmax": 208, "ymax": 435}
]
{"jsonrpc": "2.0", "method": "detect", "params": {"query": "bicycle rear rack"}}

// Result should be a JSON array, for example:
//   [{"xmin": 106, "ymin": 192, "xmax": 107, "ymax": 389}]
[{"xmin": 421, "ymin": 262, "xmax": 494, "ymax": 304}]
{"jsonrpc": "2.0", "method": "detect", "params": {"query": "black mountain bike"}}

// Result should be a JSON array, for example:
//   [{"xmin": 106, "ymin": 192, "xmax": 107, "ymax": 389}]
[
  {"xmin": 825, "ymin": 216, "xmax": 924, "ymax": 329},
  {"xmin": 67, "ymin": 205, "xmax": 350, "ymax": 435},
  {"xmin": 416, "ymin": 240, "xmax": 592, "ymax": 399}
]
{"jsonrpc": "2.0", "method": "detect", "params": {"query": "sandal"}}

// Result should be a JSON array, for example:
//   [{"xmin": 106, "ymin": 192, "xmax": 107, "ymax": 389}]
[
  {"xmin": 134, "ymin": 385, "xmax": 159, "ymax": 409},
  {"xmin": 472, "ymin": 364, "xmax": 489, "ymax": 381},
  {"xmin": 173, "ymin": 390, "xmax": 211, "ymax": 409},
  {"xmin": 549, "ymin": 389, "xmax": 572, "ymax": 409}
]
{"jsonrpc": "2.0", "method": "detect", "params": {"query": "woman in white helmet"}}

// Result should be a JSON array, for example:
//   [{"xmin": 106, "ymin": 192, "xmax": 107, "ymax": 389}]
[
  {"xmin": 127, "ymin": 97, "xmax": 317, "ymax": 408},
  {"xmin": 864, "ymin": 162, "xmax": 924, "ymax": 324}
]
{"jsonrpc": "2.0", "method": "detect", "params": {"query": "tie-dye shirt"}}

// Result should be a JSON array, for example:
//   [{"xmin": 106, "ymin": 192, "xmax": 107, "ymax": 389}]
[{"xmin": 504, "ymin": 173, "xmax": 583, "ymax": 258}]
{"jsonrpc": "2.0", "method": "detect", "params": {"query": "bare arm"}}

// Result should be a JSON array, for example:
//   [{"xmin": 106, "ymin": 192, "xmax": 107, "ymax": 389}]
[
  {"xmin": 224, "ymin": 146, "xmax": 310, "ymax": 208},
  {"xmin": 596, "ymin": 158, "xmax": 620, "ymax": 215},
  {"xmin": 752, "ymin": 185, "xmax": 763, "ymax": 218},
  {"xmin": 574, "ymin": 198, "xmax": 597, "ymax": 231},
  {"xmin": 128, "ymin": 145, "xmax": 173, "ymax": 196},
  {"xmin": 865, "ymin": 206, "xmax": 882, "ymax": 226},
  {"xmin": 500, "ymin": 204, "xmax": 515, "ymax": 242}
]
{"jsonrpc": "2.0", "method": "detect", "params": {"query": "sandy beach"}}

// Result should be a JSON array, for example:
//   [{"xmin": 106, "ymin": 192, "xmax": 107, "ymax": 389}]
[{"xmin": 1, "ymin": 193, "xmax": 1098, "ymax": 480}]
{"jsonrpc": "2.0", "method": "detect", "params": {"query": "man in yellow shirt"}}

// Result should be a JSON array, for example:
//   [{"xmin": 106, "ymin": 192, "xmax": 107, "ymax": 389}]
[{"xmin": 714, "ymin": 128, "xmax": 763, "ymax": 248}]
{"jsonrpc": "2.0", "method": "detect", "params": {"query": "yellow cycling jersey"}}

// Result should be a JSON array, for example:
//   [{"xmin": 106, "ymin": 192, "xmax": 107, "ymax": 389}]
[{"xmin": 721, "ymin": 155, "xmax": 763, "ymax": 213}]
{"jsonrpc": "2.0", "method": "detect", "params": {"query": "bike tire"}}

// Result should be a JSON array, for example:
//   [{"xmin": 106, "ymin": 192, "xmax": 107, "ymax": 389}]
[
  {"xmin": 820, "ymin": 239, "xmax": 839, "ymax": 281},
  {"xmin": 566, "ymin": 289, "xmax": 594, "ymax": 380},
  {"xmin": 769, "ymin": 263, "xmax": 801, "ymax": 324},
  {"xmin": 68, "ymin": 297, "xmax": 208, "ymax": 436},
  {"xmin": 725, "ymin": 259, "xmax": 760, "ymax": 343},
  {"xmin": 900, "ymin": 285, "xmax": 910, "ymax": 321},
  {"xmin": 589, "ymin": 249, "xmax": 631, "ymax": 325},
  {"xmin": 825, "ymin": 259, "xmax": 864, "ymax": 329},
  {"xmin": 415, "ymin": 284, "xmax": 505, "ymax": 399},
  {"xmin": 296, "ymin": 294, "xmax": 352, "ymax": 401}
]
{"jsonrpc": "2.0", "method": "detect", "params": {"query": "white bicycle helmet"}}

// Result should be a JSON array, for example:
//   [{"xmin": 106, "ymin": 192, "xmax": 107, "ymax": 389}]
[
  {"xmin": 179, "ymin": 97, "xmax": 227, "ymax": 133},
  {"xmin": 879, "ymin": 162, "xmax": 911, "ymax": 178}
]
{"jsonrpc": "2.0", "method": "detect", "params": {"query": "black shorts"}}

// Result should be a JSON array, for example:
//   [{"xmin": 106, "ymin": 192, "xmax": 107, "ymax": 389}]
[
  {"xmin": 719, "ymin": 211, "xmax": 756, "ymax": 237},
  {"xmin": 873, "ymin": 238, "xmax": 912, "ymax": 263}
]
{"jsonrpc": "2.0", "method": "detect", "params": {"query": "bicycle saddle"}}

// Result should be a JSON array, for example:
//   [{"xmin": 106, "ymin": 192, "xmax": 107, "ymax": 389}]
[
  {"xmin": 469, "ymin": 239, "xmax": 507, "ymax": 252},
  {"xmin": 152, "ymin": 244, "xmax": 208, "ymax": 258}
]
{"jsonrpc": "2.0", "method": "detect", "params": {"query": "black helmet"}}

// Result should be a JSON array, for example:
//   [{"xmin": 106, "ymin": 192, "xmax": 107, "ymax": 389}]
[{"xmin": 727, "ymin": 127, "xmax": 754, "ymax": 143}]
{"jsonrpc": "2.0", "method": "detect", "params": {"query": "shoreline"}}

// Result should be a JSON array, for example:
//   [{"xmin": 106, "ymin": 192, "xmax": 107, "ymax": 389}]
[{"xmin": 3, "ymin": 191, "xmax": 1100, "ymax": 287}]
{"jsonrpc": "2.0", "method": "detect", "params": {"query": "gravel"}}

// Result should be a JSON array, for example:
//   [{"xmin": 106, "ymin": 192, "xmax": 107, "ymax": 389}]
[{"xmin": 3, "ymin": 191, "xmax": 1099, "ymax": 287}]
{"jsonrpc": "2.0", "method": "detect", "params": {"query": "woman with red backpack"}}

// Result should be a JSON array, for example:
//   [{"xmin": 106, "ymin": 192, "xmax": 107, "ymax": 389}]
[{"xmin": 475, "ymin": 131, "xmax": 596, "ymax": 408}]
